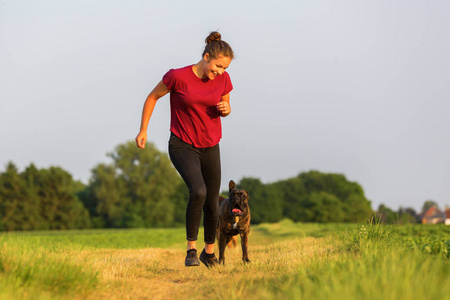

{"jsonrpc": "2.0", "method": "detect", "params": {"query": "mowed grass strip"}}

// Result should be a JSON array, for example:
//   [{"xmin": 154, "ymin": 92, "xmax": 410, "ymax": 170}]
[{"xmin": 75, "ymin": 236, "xmax": 339, "ymax": 300}]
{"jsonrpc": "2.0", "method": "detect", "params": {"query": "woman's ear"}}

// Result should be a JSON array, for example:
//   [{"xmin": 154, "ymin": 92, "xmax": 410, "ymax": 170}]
[{"xmin": 203, "ymin": 52, "xmax": 210, "ymax": 62}]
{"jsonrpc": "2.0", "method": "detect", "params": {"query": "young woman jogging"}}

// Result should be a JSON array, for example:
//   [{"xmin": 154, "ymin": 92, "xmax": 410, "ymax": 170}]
[{"xmin": 135, "ymin": 31, "xmax": 234, "ymax": 267}]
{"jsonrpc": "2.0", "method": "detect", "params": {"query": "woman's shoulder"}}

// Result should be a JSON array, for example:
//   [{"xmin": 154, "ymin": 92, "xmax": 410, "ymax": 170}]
[
  {"xmin": 163, "ymin": 65, "xmax": 193, "ymax": 90},
  {"xmin": 165, "ymin": 65, "xmax": 193, "ymax": 77},
  {"xmin": 222, "ymin": 70, "xmax": 231, "ymax": 81}
]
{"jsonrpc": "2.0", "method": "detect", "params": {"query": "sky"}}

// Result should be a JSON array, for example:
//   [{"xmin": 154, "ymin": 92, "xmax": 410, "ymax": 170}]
[{"xmin": 1, "ymin": 0, "xmax": 450, "ymax": 212}]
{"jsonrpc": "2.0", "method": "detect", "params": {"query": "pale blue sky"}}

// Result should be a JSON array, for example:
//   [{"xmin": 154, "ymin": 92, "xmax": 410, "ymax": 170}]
[{"xmin": 1, "ymin": 0, "xmax": 449, "ymax": 212}]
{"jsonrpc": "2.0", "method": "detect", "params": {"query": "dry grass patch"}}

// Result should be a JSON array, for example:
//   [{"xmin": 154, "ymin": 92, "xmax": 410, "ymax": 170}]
[{"xmin": 75, "ymin": 236, "xmax": 339, "ymax": 300}]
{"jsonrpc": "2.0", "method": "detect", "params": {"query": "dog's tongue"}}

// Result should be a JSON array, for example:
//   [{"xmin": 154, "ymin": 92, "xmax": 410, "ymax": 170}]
[{"xmin": 232, "ymin": 209, "xmax": 242, "ymax": 213}]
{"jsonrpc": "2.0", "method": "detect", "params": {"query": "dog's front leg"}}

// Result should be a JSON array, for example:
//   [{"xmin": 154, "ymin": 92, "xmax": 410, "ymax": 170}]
[
  {"xmin": 218, "ymin": 232, "xmax": 228, "ymax": 265},
  {"xmin": 240, "ymin": 230, "xmax": 250, "ymax": 263}
]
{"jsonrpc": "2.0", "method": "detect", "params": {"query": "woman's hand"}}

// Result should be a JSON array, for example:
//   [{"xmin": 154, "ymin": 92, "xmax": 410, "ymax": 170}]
[
  {"xmin": 135, "ymin": 131, "xmax": 147, "ymax": 149},
  {"xmin": 217, "ymin": 94, "xmax": 231, "ymax": 117}
]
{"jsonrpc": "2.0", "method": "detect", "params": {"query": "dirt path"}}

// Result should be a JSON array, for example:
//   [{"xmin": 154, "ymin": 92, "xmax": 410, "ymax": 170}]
[{"xmin": 79, "ymin": 237, "xmax": 339, "ymax": 300}]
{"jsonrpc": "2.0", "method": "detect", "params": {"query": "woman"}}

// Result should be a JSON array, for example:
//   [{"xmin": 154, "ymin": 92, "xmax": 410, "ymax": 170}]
[{"xmin": 135, "ymin": 31, "xmax": 234, "ymax": 268}]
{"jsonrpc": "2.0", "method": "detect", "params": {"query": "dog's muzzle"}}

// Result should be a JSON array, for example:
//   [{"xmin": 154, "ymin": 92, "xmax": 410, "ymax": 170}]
[
  {"xmin": 232, "ymin": 208, "xmax": 243, "ymax": 216},
  {"xmin": 231, "ymin": 199, "xmax": 246, "ymax": 216}
]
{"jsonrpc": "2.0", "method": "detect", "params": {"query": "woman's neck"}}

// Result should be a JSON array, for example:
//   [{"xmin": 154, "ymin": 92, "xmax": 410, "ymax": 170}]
[{"xmin": 192, "ymin": 61, "xmax": 206, "ymax": 79}]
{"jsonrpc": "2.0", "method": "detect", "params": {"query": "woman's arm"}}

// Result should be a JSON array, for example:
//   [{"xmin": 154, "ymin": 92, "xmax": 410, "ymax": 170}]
[
  {"xmin": 217, "ymin": 93, "xmax": 231, "ymax": 117},
  {"xmin": 135, "ymin": 80, "xmax": 170, "ymax": 149}
]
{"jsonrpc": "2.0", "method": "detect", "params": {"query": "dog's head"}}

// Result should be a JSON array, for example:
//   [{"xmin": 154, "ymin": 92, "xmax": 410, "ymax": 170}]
[{"xmin": 228, "ymin": 180, "xmax": 249, "ymax": 216}]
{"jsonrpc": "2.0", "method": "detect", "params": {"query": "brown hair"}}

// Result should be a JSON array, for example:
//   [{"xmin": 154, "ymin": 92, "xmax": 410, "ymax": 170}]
[{"xmin": 202, "ymin": 31, "xmax": 234, "ymax": 60}]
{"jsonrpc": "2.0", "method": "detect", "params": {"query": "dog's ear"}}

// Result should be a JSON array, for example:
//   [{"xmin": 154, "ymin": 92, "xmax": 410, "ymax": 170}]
[{"xmin": 229, "ymin": 180, "xmax": 236, "ymax": 192}]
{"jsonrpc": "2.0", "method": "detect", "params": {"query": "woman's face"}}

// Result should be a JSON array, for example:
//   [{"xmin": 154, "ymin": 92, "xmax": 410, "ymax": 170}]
[{"xmin": 203, "ymin": 53, "xmax": 232, "ymax": 80}]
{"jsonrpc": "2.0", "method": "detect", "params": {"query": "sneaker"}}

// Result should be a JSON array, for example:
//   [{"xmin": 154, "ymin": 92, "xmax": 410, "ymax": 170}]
[
  {"xmin": 185, "ymin": 249, "xmax": 200, "ymax": 267},
  {"xmin": 199, "ymin": 249, "xmax": 219, "ymax": 268}
]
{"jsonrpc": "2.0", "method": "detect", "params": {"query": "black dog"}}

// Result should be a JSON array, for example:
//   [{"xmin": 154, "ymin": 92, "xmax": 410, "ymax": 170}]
[{"xmin": 217, "ymin": 180, "xmax": 251, "ymax": 265}]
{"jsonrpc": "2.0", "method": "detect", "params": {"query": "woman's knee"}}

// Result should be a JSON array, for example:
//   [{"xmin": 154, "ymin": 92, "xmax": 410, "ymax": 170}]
[
  {"xmin": 203, "ymin": 198, "xmax": 218, "ymax": 216},
  {"xmin": 189, "ymin": 185, "xmax": 207, "ymax": 203}
]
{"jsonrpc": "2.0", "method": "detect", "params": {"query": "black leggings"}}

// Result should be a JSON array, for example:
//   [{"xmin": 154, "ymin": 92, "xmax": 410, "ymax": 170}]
[{"xmin": 168, "ymin": 133, "xmax": 221, "ymax": 244}]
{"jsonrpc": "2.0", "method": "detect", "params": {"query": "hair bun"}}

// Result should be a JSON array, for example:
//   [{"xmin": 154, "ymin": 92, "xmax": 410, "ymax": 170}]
[
  {"xmin": 205, "ymin": 31, "xmax": 222, "ymax": 44},
  {"xmin": 202, "ymin": 31, "xmax": 234, "ymax": 59}
]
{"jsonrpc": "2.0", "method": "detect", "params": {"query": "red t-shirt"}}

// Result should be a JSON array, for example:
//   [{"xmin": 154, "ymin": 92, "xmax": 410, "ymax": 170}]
[{"xmin": 162, "ymin": 65, "xmax": 233, "ymax": 148}]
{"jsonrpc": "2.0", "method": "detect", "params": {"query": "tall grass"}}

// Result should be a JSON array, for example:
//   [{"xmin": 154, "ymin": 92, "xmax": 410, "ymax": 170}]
[
  {"xmin": 0, "ymin": 240, "xmax": 98, "ymax": 299},
  {"xmin": 249, "ymin": 218, "xmax": 450, "ymax": 300},
  {"xmin": 347, "ymin": 214, "xmax": 398, "ymax": 253},
  {"xmin": 253, "ymin": 243, "xmax": 449, "ymax": 300},
  {"xmin": 200, "ymin": 217, "xmax": 450, "ymax": 300}
]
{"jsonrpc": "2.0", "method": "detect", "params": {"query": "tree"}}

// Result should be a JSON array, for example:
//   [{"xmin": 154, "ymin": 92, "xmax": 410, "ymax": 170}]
[
  {"xmin": 81, "ymin": 163, "xmax": 129, "ymax": 228},
  {"xmin": 238, "ymin": 177, "xmax": 283, "ymax": 224},
  {"xmin": 421, "ymin": 200, "xmax": 439, "ymax": 214},
  {"xmin": 376, "ymin": 204, "xmax": 397, "ymax": 224},
  {"xmin": 234, "ymin": 171, "xmax": 372, "ymax": 224},
  {"xmin": 21, "ymin": 164, "xmax": 50, "ymax": 230},
  {"xmin": 298, "ymin": 171, "xmax": 372, "ymax": 222},
  {"xmin": 0, "ymin": 162, "xmax": 31, "ymax": 231},
  {"xmin": 82, "ymin": 141, "xmax": 185, "ymax": 228},
  {"xmin": 32, "ymin": 166, "xmax": 91, "ymax": 229},
  {"xmin": 272, "ymin": 177, "xmax": 306, "ymax": 222},
  {"xmin": 398, "ymin": 207, "xmax": 418, "ymax": 224},
  {"xmin": 0, "ymin": 162, "xmax": 91, "ymax": 231},
  {"xmin": 298, "ymin": 192, "xmax": 345, "ymax": 223},
  {"xmin": 171, "ymin": 181, "xmax": 189, "ymax": 226}
]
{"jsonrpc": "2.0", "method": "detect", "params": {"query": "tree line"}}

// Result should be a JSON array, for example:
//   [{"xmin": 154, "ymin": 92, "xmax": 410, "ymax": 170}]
[
  {"xmin": 1, "ymin": 141, "xmax": 380, "ymax": 231},
  {"xmin": 375, "ymin": 200, "xmax": 445, "ymax": 224}
]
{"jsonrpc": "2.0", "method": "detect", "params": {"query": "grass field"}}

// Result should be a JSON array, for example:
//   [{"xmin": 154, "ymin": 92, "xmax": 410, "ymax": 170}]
[{"xmin": 1, "ymin": 219, "xmax": 449, "ymax": 300}]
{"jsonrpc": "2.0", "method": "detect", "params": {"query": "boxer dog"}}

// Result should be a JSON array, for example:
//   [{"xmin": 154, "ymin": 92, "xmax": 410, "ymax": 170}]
[{"xmin": 217, "ymin": 180, "xmax": 250, "ymax": 265}]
